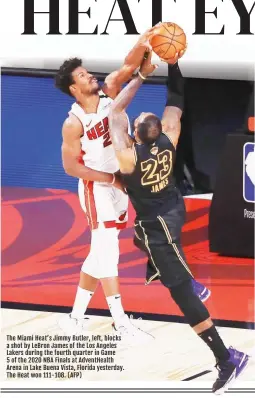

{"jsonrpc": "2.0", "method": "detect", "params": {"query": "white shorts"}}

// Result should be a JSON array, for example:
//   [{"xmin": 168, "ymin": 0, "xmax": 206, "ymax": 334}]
[
  {"xmin": 78, "ymin": 179, "xmax": 128, "ymax": 278},
  {"xmin": 78, "ymin": 179, "xmax": 128, "ymax": 230}
]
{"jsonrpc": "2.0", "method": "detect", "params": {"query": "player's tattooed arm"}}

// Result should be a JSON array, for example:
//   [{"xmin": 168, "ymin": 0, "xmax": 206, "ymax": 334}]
[
  {"xmin": 61, "ymin": 115, "xmax": 115, "ymax": 184},
  {"xmin": 108, "ymin": 52, "xmax": 158, "ymax": 174},
  {"xmin": 110, "ymin": 51, "xmax": 157, "ymax": 114},
  {"xmin": 110, "ymin": 75, "xmax": 144, "ymax": 114},
  {"xmin": 108, "ymin": 75, "xmax": 145, "ymax": 174},
  {"xmin": 161, "ymin": 63, "xmax": 184, "ymax": 149},
  {"xmin": 103, "ymin": 25, "xmax": 159, "ymax": 99},
  {"xmin": 108, "ymin": 110, "xmax": 135, "ymax": 174},
  {"xmin": 108, "ymin": 80, "xmax": 139, "ymax": 174}
]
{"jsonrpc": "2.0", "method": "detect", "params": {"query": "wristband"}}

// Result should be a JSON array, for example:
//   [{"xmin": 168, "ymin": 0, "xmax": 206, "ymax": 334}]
[
  {"xmin": 138, "ymin": 70, "xmax": 146, "ymax": 81},
  {"xmin": 111, "ymin": 174, "xmax": 116, "ymax": 185}
]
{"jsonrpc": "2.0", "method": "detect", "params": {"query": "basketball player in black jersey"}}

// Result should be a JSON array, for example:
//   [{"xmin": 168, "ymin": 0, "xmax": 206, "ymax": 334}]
[{"xmin": 108, "ymin": 52, "xmax": 250, "ymax": 394}]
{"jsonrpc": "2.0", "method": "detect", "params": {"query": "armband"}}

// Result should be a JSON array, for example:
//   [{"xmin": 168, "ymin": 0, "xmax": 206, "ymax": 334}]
[
  {"xmin": 110, "ymin": 174, "xmax": 116, "ymax": 185},
  {"xmin": 166, "ymin": 62, "xmax": 184, "ymax": 111}
]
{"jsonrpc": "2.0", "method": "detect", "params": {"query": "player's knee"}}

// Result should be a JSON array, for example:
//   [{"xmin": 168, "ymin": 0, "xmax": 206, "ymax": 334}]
[
  {"xmin": 97, "ymin": 228, "xmax": 119, "ymax": 277},
  {"xmin": 169, "ymin": 280, "xmax": 210, "ymax": 327},
  {"xmin": 82, "ymin": 227, "xmax": 119, "ymax": 278}
]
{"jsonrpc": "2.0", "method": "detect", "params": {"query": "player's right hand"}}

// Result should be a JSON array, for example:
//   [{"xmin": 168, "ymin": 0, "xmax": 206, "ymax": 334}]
[
  {"xmin": 160, "ymin": 43, "xmax": 188, "ymax": 64},
  {"xmin": 113, "ymin": 174, "xmax": 127, "ymax": 194},
  {"xmin": 137, "ymin": 23, "xmax": 162, "ymax": 51}
]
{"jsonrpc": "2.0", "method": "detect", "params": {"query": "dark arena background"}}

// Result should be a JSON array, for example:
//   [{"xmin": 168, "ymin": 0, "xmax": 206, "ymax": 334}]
[{"xmin": 1, "ymin": 69, "xmax": 254, "ymax": 329}]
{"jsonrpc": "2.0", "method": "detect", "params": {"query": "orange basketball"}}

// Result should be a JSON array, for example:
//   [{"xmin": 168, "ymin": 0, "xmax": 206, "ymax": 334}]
[{"xmin": 150, "ymin": 22, "xmax": 186, "ymax": 64}]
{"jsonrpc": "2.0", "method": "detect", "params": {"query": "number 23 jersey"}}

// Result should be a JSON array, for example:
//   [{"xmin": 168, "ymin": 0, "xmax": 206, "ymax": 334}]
[
  {"xmin": 122, "ymin": 133, "xmax": 177, "ymax": 219},
  {"xmin": 69, "ymin": 91, "xmax": 119, "ymax": 174}
]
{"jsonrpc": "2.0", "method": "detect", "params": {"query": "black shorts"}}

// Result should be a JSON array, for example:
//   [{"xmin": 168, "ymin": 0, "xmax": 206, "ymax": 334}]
[{"xmin": 134, "ymin": 190, "xmax": 193, "ymax": 288}]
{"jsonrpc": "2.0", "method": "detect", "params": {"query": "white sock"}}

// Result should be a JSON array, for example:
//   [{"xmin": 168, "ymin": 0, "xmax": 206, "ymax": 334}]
[
  {"xmin": 71, "ymin": 287, "xmax": 94, "ymax": 319},
  {"xmin": 106, "ymin": 294, "xmax": 127, "ymax": 327}
]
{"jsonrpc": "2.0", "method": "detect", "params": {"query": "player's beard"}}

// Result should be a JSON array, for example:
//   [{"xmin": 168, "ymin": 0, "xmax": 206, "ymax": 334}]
[{"xmin": 91, "ymin": 83, "xmax": 100, "ymax": 94}]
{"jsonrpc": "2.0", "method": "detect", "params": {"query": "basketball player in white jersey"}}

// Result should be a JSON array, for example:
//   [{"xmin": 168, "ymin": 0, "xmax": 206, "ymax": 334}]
[{"xmin": 55, "ymin": 27, "xmax": 158, "ymax": 342}]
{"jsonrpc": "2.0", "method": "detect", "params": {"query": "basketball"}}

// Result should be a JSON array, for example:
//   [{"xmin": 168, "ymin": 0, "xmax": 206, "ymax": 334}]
[{"xmin": 150, "ymin": 22, "xmax": 186, "ymax": 64}]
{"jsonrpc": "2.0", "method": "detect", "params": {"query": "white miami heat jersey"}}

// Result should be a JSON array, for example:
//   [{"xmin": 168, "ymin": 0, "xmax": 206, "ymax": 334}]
[{"xmin": 69, "ymin": 90, "xmax": 130, "ymax": 174}]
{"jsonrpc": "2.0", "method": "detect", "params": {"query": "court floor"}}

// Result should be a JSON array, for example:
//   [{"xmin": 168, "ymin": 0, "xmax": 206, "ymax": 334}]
[
  {"xmin": 1, "ymin": 187, "xmax": 255, "ymax": 388},
  {"xmin": 1, "ymin": 308, "xmax": 255, "ymax": 383},
  {"xmin": 2, "ymin": 187, "xmax": 254, "ymax": 325}
]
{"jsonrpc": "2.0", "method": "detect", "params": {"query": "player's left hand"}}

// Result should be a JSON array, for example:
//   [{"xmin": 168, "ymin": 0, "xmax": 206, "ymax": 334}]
[{"xmin": 140, "ymin": 50, "xmax": 158, "ymax": 77}]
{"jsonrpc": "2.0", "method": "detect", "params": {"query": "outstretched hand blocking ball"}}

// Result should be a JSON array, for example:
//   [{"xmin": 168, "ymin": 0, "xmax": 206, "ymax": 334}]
[{"xmin": 150, "ymin": 22, "xmax": 187, "ymax": 64}]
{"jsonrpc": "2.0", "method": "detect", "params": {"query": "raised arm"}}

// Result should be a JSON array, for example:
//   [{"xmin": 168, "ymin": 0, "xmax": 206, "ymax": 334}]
[
  {"xmin": 108, "ymin": 53, "xmax": 157, "ymax": 174},
  {"xmin": 161, "ymin": 62, "xmax": 185, "ymax": 148},
  {"xmin": 62, "ymin": 114, "xmax": 115, "ymax": 183},
  {"xmin": 102, "ymin": 25, "xmax": 159, "ymax": 99},
  {"xmin": 108, "ymin": 77, "xmax": 143, "ymax": 174}
]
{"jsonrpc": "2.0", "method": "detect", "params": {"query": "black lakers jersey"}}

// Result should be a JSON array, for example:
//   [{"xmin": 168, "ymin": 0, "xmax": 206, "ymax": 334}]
[{"xmin": 122, "ymin": 133, "xmax": 177, "ymax": 219}]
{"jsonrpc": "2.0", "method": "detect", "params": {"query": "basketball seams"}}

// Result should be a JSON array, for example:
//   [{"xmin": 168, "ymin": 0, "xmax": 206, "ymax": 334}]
[
  {"xmin": 162, "ymin": 43, "xmax": 172, "ymax": 59},
  {"xmin": 163, "ymin": 23, "xmax": 176, "ymax": 60},
  {"xmin": 170, "ymin": 23, "xmax": 176, "ymax": 50},
  {"xmin": 164, "ymin": 43, "xmax": 177, "ymax": 60},
  {"xmin": 152, "ymin": 33, "xmax": 174, "ymax": 41},
  {"xmin": 171, "ymin": 32, "xmax": 185, "ymax": 37},
  {"xmin": 152, "ymin": 41, "xmax": 173, "ymax": 49},
  {"xmin": 162, "ymin": 22, "xmax": 185, "ymax": 37},
  {"xmin": 152, "ymin": 33, "xmax": 185, "ymax": 44},
  {"xmin": 171, "ymin": 38, "xmax": 185, "ymax": 46},
  {"xmin": 161, "ymin": 23, "xmax": 174, "ymax": 37},
  {"xmin": 151, "ymin": 22, "xmax": 186, "ymax": 61}
]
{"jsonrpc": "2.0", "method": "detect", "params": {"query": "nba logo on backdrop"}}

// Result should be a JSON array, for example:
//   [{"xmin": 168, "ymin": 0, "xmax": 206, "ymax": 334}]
[{"xmin": 243, "ymin": 143, "xmax": 255, "ymax": 203}]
